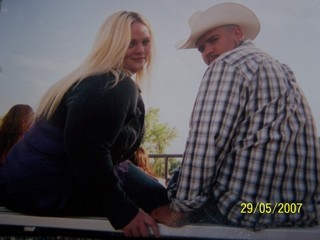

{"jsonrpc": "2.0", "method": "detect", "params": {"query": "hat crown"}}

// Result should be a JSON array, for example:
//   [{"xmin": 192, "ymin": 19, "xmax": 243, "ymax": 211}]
[
  {"xmin": 188, "ymin": 11, "xmax": 202, "ymax": 29},
  {"xmin": 176, "ymin": 2, "xmax": 260, "ymax": 49}
]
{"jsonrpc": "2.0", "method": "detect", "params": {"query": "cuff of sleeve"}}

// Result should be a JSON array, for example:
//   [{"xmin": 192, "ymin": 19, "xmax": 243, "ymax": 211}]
[{"xmin": 107, "ymin": 199, "xmax": 139, "ymax": 229}]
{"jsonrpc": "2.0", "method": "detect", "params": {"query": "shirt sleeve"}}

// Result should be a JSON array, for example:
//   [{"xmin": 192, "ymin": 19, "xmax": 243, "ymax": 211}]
[
  {"xmin": 170, "ymin": 61, "xmax": 246, "ymax": 212},
  {"xmin": 63, "ymin": 76, "xmax": 139, "ymax": 229}
]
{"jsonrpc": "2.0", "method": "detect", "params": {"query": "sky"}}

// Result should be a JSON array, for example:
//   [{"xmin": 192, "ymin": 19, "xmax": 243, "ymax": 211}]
[{"xmin": 0, "ymin": 0, "xmax": 320, "ymax": 154}]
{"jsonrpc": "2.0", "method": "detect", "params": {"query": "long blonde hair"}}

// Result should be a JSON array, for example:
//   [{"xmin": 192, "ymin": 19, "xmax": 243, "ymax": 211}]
[{"xmin": 36, "ymin": 11, "xmax": 154, "ymax": 119}]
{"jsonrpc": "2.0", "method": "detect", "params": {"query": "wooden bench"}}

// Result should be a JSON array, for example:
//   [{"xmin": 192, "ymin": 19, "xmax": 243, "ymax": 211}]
[{"xmin": 1, "ymin": 207, "xmax": 320, "ymax": 239}]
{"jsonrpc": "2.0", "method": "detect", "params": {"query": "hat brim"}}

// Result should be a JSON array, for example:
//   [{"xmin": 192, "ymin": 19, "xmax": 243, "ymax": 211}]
[{"xmin": 176, "ymin": 2, "xmax": 260, "ymax": 49}]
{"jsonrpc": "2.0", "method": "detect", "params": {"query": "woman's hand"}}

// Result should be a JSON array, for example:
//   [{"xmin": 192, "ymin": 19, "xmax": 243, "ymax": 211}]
[{"xmin": 122, "ymin": 208, "xmax": 160, "ymax": 238}]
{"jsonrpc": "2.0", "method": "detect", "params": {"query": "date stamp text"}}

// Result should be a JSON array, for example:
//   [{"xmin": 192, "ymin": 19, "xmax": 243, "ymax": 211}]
[{"xmin": 240, "ymin": 202, "xmax": 303, "ymax": 214}]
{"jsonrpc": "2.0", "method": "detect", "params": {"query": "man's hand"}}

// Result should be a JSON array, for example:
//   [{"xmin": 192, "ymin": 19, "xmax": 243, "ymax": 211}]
[
  {"xmin": 122, "ymin": 208, "xmax": 160, "ymax": 238},
  {"xmin": 151, "ymin": 204, "xmax": 188, "ymax": 227}
]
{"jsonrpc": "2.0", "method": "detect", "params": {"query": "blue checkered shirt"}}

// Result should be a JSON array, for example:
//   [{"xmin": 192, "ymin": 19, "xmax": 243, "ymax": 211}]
[{"xmin": 169, "ymin": 40, "xmax": 320, "ymax": 227}]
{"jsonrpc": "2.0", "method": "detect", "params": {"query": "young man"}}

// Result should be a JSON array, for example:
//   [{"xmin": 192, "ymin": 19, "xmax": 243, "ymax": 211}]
[{"xmin": 152, "ymin": 2, "xmax": 320, "ymax": 229}]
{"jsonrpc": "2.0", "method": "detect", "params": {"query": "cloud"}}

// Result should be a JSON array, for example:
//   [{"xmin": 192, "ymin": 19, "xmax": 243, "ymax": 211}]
[
  {"xmin": 9, "ymin": 53, "xmax": 80, "ymax": 83},
  {"xmin": 0, "ymin": 0, "xmax": 8, "ymax": 14},
  {"xmin": 11, "ymin": 54, "xmax": 64, "ymax": 72},
  {"xmin": 2, "ymin": 54, "xmax": 79, "ymax": 107}
]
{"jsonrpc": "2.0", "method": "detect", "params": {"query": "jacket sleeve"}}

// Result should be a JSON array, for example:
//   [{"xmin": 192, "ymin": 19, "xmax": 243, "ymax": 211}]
[{"xmin": 63, "ymin": 75, "xmax": 139, "ymax": 229}]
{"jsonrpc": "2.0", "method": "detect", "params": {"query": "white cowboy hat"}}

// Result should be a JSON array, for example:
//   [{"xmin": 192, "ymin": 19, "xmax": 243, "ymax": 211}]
[{"xmin": 176, "ymin": 2, "xmax": 260, "ymax": 49}]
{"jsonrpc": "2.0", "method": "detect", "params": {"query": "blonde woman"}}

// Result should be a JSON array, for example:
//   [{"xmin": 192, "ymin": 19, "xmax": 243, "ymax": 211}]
[{"xmin": 0, "ymin": 11, "xmax": 165, "ymax": 237}]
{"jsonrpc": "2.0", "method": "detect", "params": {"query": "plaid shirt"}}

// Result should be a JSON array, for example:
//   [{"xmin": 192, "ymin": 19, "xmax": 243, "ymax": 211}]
[{"xmin": 170, "ymin": 40, "xmax": 320, "ymax": 227}]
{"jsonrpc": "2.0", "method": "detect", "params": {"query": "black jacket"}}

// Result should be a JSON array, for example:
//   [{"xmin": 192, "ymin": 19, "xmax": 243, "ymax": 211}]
[{"xmin": 0, "ymin": 73, "xmax": 145, "ymax": 229}]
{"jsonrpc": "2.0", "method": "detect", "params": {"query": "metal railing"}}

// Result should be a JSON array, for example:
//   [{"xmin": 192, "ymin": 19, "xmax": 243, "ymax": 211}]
[{"xmin": 149, "ymin": 154, "xmax": 183, "ymax": 185}]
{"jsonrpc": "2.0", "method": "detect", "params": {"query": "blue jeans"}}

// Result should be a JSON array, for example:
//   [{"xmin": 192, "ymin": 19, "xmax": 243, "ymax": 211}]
[{"xmin": 114, "ymin": 160, "xmax": 169, "ymax": 213}]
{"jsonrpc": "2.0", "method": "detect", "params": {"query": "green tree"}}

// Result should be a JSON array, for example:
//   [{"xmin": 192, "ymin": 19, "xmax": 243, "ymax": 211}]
[
  {"xmin": 142, "ymin": 107, "xmax": 179, "ymax": 177},
  {"xmin": 142, "ymin": 107, "xmax": 178, "ymax": 154},
  {"xmin": 168, "ymin": 158, "xmax": 181, "ymax": 173}
]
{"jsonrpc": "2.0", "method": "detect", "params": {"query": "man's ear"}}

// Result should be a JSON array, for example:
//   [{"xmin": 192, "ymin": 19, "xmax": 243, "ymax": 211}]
[{"xmin": 233, "ymin": 26, "xmax": 245, "ymax": 43}]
